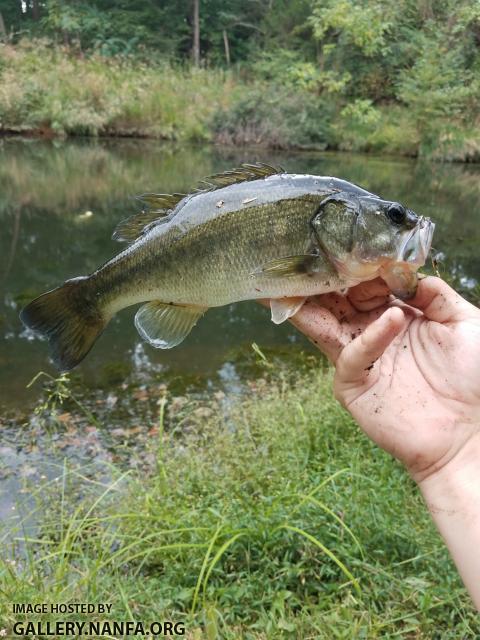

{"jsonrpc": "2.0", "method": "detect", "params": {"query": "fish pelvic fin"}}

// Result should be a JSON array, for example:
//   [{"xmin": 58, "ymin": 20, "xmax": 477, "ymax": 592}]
[
  {"xmin": 135, "ymin": 301, "xmax": 207, "ymax": 349},
  {"xmin": 270, "ymin": 297, "xmax": 307, "ymax": 324},
  {"xmin": 20, "ymin": 277, "xmax": 108, "ymax": 372}
]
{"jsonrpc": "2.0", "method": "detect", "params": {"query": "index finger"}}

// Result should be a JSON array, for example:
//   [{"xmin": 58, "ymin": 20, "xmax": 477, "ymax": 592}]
[
  {"xmin": 287, "ymin": 298, "xmax": 344, "ymax": 363},
  {"xmin": 257, "ymin": 298, "xmax": 343, "ymax": 362}
]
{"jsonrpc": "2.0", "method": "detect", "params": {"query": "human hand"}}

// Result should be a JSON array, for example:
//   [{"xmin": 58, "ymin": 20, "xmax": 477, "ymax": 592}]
[
  {"xmin": 283, "ymin": 276, "xmax": 480, "ymax": 483},
  {"xmin": 276, "ymin": 276, "xmax": 480, "ymax": 608}
]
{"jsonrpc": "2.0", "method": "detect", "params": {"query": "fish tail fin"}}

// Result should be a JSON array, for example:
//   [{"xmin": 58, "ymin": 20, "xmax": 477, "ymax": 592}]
[{"xmin": 20, "ymin": 276, "xmax": 108, "ymax": 371}]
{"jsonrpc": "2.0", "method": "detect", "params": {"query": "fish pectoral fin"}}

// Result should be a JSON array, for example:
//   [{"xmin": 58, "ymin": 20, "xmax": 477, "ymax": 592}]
[
  {"xmin": 252, "ymin": 254, "xmax": 322, "ymax": 279},
  {"xmin": 134, "ymin": 301, "xmax": 207, "ymax": 349},
  {"xmin": 270, "ymin": 297, "xmax": 307, "ymax": 324}
]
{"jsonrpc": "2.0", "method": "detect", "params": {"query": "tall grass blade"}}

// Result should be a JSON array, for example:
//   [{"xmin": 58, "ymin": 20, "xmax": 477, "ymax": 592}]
[
  {"xmin": 277, "ymin": 524, "xmax": 361, "ymax": 596},
  {"xmin": 191, "ymin": 523, "xmax": 223, "ymax": 615}
]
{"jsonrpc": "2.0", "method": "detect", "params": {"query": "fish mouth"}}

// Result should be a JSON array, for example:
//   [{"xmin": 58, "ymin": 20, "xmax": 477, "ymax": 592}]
[{"xmin": 398, "ymin": 217, "xmax": 435, "ymax": 266}]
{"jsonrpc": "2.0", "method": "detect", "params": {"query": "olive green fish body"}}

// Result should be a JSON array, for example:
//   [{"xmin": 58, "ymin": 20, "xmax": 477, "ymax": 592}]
[
  {"xmin": 20, "ymin": 165, "xmax": 435, "ymax": 370},
  {"xmin": 94, "ymin": 174, "xmax": 373, "ymax": 312}
]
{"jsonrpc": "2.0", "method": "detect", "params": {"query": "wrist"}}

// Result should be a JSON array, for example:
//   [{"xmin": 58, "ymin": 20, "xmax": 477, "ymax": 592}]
[
  {"xmin": 414, "ymin": 430, "xmax": 480, "ymax": 610},
  {"xmin": 415, "ymin": 430, "xmax": 480, "ymax": 518}
]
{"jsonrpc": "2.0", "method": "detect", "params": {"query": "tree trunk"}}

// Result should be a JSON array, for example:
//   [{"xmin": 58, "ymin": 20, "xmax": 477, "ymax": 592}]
[
  {"xmin": 31, "ymin": 0, "xmax": 40, "ymax": 21},
  {"xmin": 222, "ymin": 29, "xmax": 230, "ymax": 65},
  {"xmin": 192, "ymin": 0, "xmax": 200, "ymax": 66},
  {"xmin": 0, "ymin": 12, "xmax": 7, "ymax": 42}
]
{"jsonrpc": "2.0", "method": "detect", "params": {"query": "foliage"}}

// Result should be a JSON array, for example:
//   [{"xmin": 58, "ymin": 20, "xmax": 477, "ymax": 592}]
[
  {"xmin": 0, "ymin": 40, "xmax": 230, "ymax": 139},
  {"xmin": 310, "ymin": 0, "xmax": 391, "ymax": 58},
  {"xmin": 0, "ymin": 0, "xmax": 479, "ymax": 159},
  {"xmin": 398, "ymin": 20, "xmax": 480, "ymax": 158},
  {"xmin": 212, "ymin": 84, "xmax": 334, "ymax": 149},
  {"xmin": 0, "ymin": 39, "xmax": 474, "ymax": 160},
  {"xmin": 1, "ymin": 366, "xmax": 479, "ymax": 637},
  {"xmin": 0, "ymin": 0, "xmax": 265, "ymax": 63}
]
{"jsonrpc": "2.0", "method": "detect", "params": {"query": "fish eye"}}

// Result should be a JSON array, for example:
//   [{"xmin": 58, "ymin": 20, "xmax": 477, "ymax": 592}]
[{"xmin": 387, "ymin": 203, "xmax": 406, "ymax": 224}]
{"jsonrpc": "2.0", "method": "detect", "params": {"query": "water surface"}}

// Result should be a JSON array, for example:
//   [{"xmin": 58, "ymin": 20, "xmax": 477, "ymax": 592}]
[{"xmin": 1, "ymin": 138, "xmax": 479, "ymax": 410}]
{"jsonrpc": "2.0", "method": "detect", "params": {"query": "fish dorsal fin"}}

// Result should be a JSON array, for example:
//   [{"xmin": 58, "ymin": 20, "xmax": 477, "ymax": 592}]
[
  {"xmin": 113, "ymin": 193, "xmax": 186, "ymax": 244},
  {"xmin": 198, "ymin": 163, "xmax": 284, "ymax": 191},
  {"xmin": 114, "ymin": 164, "xmax": 283, "ymax": 244},
  {"xmin": 134, "ymin": 301, "xmax": 207, "ymax": 349},
  {"xmin": 112, "ymin": 209, "xmax": 171, "ymax": 243},
  {"xmin": 136, "ymin": 193, "xmax": 186, "ymax": 209},
  {"xmin": 113, "ymin": 192, "xmax": 187, "ymax": 244}
]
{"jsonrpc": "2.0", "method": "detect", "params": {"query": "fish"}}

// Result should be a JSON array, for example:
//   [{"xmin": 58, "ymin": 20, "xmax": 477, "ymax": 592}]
[{"xmin": 20, "ymin": 163, "xmax": 435, "ymax": 371}]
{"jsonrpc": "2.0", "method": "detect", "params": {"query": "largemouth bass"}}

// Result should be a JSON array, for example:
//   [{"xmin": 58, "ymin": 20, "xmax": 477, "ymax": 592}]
[{"xmin": 20, "ymin": 163, "xmax": 434, "ymax": 371}]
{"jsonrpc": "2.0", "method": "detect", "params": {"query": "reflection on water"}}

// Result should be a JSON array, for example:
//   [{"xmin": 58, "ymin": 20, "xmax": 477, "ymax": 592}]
[{"xmin": 1, "ymin": 138, "xmax": 479, "ymax": 410}]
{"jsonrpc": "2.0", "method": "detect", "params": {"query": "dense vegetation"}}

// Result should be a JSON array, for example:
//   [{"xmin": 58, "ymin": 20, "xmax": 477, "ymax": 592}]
[
  {"xmin": 0, "ymin": 0, "xmax": 479, "ymax": 159},
  {"xmin": 1, "ymin": 365, "xmax": 478, "ymax": 637}
]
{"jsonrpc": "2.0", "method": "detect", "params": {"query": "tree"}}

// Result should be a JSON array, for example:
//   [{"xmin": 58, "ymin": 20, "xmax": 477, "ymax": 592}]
[
  {"xmin": 0, "ymin": 11, "xmax": 7, "ymax": 40},
  {"xmin": 192, "ymin": 0, "xmax": 200, "ymax": 65}
]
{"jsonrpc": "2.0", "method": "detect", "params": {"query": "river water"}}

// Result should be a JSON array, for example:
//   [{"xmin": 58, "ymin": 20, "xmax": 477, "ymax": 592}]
[{"xmin": 1, "ymin": 138, "xmax": 479, "ymax": 412}]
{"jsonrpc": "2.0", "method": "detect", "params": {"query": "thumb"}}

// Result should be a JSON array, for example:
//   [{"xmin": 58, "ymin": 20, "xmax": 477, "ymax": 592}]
[
  {"xmin": 336, "ymin": 307, "xmax": 406, "ymax": 385},
  {"xmin": 407, "ymin": 276, "xmax": 477, "ymax": 323}
]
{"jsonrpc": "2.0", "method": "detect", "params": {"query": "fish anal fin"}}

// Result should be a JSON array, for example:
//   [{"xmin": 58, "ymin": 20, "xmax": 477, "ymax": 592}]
[
  {"xmin": 134, "ymin": 301, "xmax": 207, "ymax": 349},
  {"xmin": 270, "ymin": 297, "xmax": 306, "ymax": 324},
  {"xmin": 252, "ymin": 254, "xmax": 326, "ymax": 279}
]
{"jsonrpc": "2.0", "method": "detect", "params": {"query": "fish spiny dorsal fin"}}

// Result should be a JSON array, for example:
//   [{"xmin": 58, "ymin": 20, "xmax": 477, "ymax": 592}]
[
  {"xmin": 113, "ymin": 164, "xmax": 283, "ymax": 244},
  {"xmin": 112, "ymin": 209, "xmax": 169, "ymax": 243},
  {"xmin": 136, "ymin": 193, "xmax": 186, "ymax": 209},
  {"xmin": 198, "ymin": 163, "xmax": 285, "ymax": 191},
  {"xmin": 112, "ymin": 192, "xmax": 186, "ymax": 244}
]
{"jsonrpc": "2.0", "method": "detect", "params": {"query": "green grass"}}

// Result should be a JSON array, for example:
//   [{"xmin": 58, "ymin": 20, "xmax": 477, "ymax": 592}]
[{"xmin": 1, "ymin": 364, "xmax": 478, "ymax": 638}]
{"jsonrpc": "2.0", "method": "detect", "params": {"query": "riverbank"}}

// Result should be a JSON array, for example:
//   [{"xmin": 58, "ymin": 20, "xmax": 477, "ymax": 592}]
[
  {"xmin": 1, "ymin": 363, "xmax": 478, "ymax": 637},
  {"xmin": 1, "ymin": 41, "xmax": 479, "ymax": 162}
]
